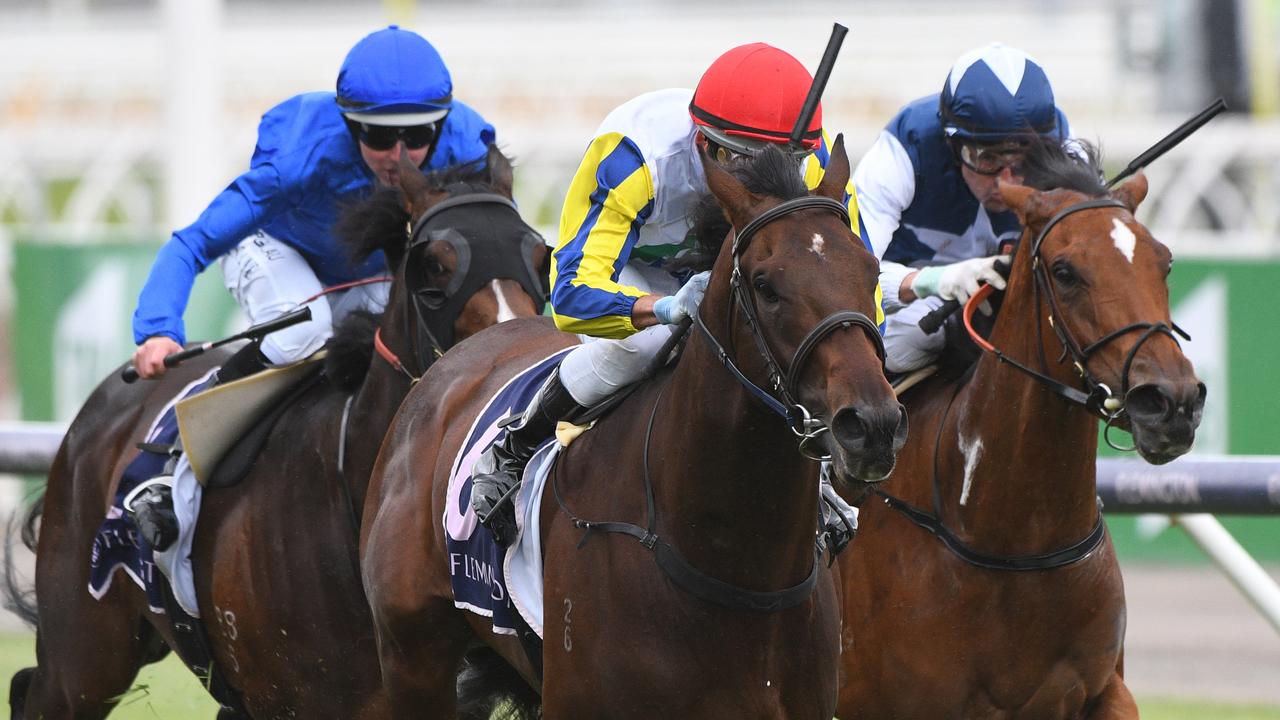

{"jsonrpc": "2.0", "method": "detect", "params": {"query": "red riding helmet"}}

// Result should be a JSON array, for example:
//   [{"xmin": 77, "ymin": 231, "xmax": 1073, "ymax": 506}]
[{"xmin": 689, "ymin": 43, "xmax": 821, "ymax": 156}]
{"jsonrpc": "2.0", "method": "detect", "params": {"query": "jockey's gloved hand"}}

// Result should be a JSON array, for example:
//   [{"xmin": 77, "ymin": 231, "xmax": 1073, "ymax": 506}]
[
  {"xmin": 911, "ymin": 255, "xmax": 1010, "ymax": 310},
  {"xmin": 653, "ymin": 271, "xmax": 711, "ymax": 325}
]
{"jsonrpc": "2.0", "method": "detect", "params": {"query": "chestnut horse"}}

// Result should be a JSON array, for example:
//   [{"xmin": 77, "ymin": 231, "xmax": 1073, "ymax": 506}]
[
  {"xmin": 6, "ymin": 147, "xmax": 548, "ymax": 719},
  {"xmin": 836, "ymin": 142, "xmax": 1205, "ymax": 719},
  {"xmin": 360, "ymin": 140, "xmax": 907, "ymax": 719}
]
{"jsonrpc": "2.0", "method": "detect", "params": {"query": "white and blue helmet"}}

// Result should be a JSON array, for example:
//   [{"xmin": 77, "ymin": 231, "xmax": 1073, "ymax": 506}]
[{"xmin": 939, "ymin": 43, "xmax": 1059, "ymax": 143}]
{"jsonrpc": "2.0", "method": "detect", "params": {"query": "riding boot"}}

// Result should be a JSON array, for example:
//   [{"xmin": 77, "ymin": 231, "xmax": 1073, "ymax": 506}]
[
  {"xmin": 128, "ymin": 344, "xmax": 269, "ymax": 552},
  {"xmin": 215, "ymin": 342, "xmax": 271, "ymax": 385},
  {"xmin": 819, "ymin": 468, "xmax": 859, "ymax": 558},
  {"xmin": 129, "ymin": 447, "xmax": 183, "ymax": 552},
  {"xmin": 471, "ymin": 368, "xmax": 585, "ymax": 547}
]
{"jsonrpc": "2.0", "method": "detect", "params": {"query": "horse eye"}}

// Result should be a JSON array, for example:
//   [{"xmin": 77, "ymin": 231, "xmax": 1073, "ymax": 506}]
[
  {"xmin": 424, "ymin": 257, "xmax": 447, "ymax": 276},
  {"xmin": 753, "ymin": 276, "xmax": 780, "ymax": 303},
  {"xmin": 417, "ymin": 287, "xmax": 447, "ymax": 310},
  {"xmin": 1051, "ymin": 261, "xmax": 1078, "ymax": 287}
]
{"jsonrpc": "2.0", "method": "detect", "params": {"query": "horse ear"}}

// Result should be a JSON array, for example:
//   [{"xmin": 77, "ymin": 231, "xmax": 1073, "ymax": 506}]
[
  {"xmin": 700, "ymin": 147, "xmax": 756, "ymax": 230},
  {"xmin": 1110, "ymin": 171, "xmax": 1148, "ymax": 213},
  {"xmin": 398, "ymin": 148, "xmax": 448, "ymax": 220},
  {"xmin": 814, "ymin": 134, "xmax": 849, "ymax": 202},
  {"xmin": 486, "ymin": 144, "xmax": 515, "ymax": 200},
  {"xmin": 998, "ymin": 181, "xmax": 1050, "ymax": 225}
]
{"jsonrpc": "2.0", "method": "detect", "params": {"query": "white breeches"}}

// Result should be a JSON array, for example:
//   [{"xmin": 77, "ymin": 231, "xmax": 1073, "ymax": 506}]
[
  {"xmin": 882, "ymin": 296, "xmax": 948, "ymax": 374},
  {"xmin": 220, "ymin": 231, "xmax": 388, "ymax": 365}
]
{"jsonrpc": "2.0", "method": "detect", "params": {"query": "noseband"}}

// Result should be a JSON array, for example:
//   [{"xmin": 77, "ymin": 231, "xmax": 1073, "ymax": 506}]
[{"xmin": 695, "ymin": 195, "xmax": 885, "ymax": 459}]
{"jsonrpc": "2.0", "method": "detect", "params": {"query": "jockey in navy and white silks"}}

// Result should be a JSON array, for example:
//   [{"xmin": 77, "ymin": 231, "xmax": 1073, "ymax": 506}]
[
  {"xmin": 131, "ymin": 25, "xmax": 495, "ymax": 379},
  {"xmin": 854, "ymin": 43, "xmax": 1070, "ymax": 373},
  {"xmin": 468, "ymin": 43, "xmax": 877, "ymax": 547}
]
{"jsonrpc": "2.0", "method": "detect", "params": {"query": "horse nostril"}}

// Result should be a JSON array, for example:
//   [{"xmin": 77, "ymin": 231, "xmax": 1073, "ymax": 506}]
[
  {"xmin": 1125, "ymin": 383, "xmax": 1173, "ymax": 423},
  {"xmin": 832, "ymin": 407, "xmax": 867, "ymax": 450}
]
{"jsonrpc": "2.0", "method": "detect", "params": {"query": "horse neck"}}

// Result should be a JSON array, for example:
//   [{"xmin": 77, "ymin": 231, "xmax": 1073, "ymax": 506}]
[
  {"xmin": 343, "ymin": 298, "xmax": 417, "ymax": 499},
  {"xmin": 941, "ymin": 272, "xmax": 1101, "ymax": 554},
  {"xmin": 650, "ymin": 318, "xmax": 819, "ymax": 590}
]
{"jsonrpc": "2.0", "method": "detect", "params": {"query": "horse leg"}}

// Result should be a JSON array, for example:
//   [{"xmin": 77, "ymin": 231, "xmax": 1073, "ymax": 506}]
[
  {"xmin": 1085, "ymin": 673, "xmax": 1139, "ymax": 719},
  {"xmin": 19, "ymin": 609, "xmax": 162, "ymax": 720},
  {"xmin": 370, "ymin": 597, "xmax": 473, "ymax": 718}
]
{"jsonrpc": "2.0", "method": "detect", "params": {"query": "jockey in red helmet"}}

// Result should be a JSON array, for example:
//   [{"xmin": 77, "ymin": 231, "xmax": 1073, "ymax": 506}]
[{"xmin": 469, "ymin": 42, "xmax": 876, "ymax": 548}]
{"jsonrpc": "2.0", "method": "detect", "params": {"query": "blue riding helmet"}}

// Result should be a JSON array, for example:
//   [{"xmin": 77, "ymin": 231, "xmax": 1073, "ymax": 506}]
[
  {"xmin": 337, "ymin": 25, "xmax": 452, "ymax": 125},
  {"xmin": 939, "ymin": 43, "xmax": 1059, "ymax": 143}
]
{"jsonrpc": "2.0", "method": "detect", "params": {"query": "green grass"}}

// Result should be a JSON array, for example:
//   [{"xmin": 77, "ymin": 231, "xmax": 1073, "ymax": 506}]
[{"xmin": 2, "ymin": 631, "xmax": 1278, "ymax": 718}]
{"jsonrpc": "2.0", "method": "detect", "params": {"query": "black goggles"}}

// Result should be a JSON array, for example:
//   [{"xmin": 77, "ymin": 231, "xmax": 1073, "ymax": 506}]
[
  {"xmin": 953, "ymin": 140, "xmax": 1027, "ymax": 176},
  {"xmin": 355, "ymin": 121, "xmax": 441, "ymax": 151}
]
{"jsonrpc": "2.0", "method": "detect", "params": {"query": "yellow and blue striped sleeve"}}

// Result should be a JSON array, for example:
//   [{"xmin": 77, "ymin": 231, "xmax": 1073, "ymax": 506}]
[
  {"xmin": 550, "ymin": 132, "xmax": 656, "ymax": 338},
  {"xmin": 804, "ymin": 132, "xmax": 885, "ymax": 326}
]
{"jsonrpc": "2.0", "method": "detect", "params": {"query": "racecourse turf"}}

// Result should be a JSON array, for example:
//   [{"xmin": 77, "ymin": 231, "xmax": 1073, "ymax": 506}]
[{"xmin": 2, "ymin": 632, "xmax": 1278, "ymax": 718}]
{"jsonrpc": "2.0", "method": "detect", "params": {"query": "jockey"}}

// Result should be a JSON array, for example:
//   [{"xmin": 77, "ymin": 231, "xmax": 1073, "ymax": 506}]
[
  {"xmin": 128, "ymin": 25, "xmax": 495, "ymax": 552},
  {"xmin": 854, "ymin": 43, "xmax": 1070, "ymax": 373},
  {"xmin": 470, "ymin": 42, "xmax": 875, "ymax": 547}
]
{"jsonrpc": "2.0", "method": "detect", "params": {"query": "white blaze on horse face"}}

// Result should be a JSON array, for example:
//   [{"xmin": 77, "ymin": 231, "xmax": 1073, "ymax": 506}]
[
  {"xmin": 959, "ymin": 433, "xmax": 983, "ymax": 506},
  {"xmin": 1111, "ymin": 218, "xmax": 1137, "ymax": 264},
  {"xmin": 809, "ymin": 233, "xmax": 826, "ymax": 259},
  {"xmin": 490, "ymin": 279, "xmax": 518, "ymax": 323}
]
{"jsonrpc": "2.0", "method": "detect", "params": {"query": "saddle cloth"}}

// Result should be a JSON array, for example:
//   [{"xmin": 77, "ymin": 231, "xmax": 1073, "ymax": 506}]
[
  {"xmin": 444, "ymin": 347, "xmax": 574, "ymax": 639},
  {"xmin": 89, "ymin": 353, "xmax": 325, "ymax": 616},
  {"xmin": 89, "ymin": 369, "xmax": 218, "ymax": 613}
]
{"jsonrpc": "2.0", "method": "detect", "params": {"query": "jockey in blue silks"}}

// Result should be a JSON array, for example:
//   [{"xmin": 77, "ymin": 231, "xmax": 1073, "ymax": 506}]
[
  {"xmin": 854, "ymin": 43, "xmax": 1071, "ymax": 373},
  {"xmin": 128, "ymin": 25, "xmax": 495, "ymax": 554}
]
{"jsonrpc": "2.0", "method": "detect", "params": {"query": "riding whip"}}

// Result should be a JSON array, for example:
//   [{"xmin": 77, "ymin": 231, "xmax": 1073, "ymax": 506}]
[
  {"xmin": 121, "ymin": 306, "xmax": 313, "ymax": 383},
  {"xmin": 788, "ymin": 22, "xmax": 848, "ymax": 152},
  {"xmin": 917, "ymin": 97, "xmax": 1228, "ymax": 335}
]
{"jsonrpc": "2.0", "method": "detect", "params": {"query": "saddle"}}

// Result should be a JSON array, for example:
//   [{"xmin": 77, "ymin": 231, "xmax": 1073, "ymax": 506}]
[{"xmin": 174, "ymin": 353, "xmax": 326, "ymax": 488}]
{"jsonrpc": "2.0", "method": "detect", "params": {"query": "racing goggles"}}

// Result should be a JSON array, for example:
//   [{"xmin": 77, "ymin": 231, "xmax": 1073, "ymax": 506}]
[
  {"xmin": 355, "ymin": 121, "xmax": 440, "ymax": 151},
  {"xmin": 954, "ymin": 141, "xmax": 1026, "ymax": 176},
  {"xmin": 698, "ymin": 125, "xmax": 813, "ymax": 163}
]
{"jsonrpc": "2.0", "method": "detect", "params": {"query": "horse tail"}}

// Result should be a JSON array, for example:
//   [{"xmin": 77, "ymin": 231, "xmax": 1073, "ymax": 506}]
[
  {"xmin": 2, "ymin": 490, "xmax": 44, "ymax": 629},
  {"xmin": 455, "ymin": 645, "xmax": 542, "ymax": 720}
]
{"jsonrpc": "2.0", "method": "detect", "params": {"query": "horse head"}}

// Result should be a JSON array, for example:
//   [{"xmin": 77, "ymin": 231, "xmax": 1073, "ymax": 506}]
[
  {"xmin": 338, "ymin": 146, "xmax": 548, "ymax": 378},
  {"xmin": 700, "ymin": 136, "xmax": 907, "ymax": 483},
  {"xmin": 998, "ymin": 145, "xmax": 1205, "ymax": 464}
]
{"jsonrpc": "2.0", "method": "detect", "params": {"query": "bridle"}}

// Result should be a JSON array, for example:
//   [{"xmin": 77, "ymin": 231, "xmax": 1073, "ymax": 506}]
[
  {"xmin": 374, "ymin": 192, "xmax": 547, "ymax": 382},
  {"xmin": 966, "ymin": 197, "xmax": 1189, "ymax": 448},
  {"xmin": 695, "ymin": 195, "xmax": 885, "ymax": 460},
  {"xmin": 875, "ymin": 196, "xmax": 1190, "ymax": 571}
]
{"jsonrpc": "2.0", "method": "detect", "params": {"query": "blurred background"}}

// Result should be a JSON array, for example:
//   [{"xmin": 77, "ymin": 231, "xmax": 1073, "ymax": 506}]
[{"xmin": 0, "ymin": 0, "xmax": 1278, "ymax": 717}]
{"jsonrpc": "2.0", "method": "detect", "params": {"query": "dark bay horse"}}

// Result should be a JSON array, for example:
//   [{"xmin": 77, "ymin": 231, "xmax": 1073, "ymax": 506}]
[
  {"xmin": 7, "ymin": 146, "xmax": 548, "ymax": 719},
  {"xmin": 360, "ymin": 139, "xmax": 907, "ymax": 718},
  {"xmin": 836, "ymin": 143, "xmax": 1205, "ymax": 719}
]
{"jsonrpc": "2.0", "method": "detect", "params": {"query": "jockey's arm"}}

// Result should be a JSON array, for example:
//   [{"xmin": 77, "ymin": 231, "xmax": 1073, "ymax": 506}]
[
  {"xmin": 550, "ymin": 133, "xmax": 660, "ymax": 339},
  {"xmin": 132, "ymin": 162, "xmax": 287, "ymax": 349},
  {"xmin": 852, "ymin": 129, "xmax": 917, "ymax": 315}
]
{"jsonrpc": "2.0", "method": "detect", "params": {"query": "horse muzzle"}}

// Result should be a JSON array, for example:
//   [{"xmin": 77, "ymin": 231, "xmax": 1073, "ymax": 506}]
[
  {"xmin": 826, "ymin": 402, "xmax": 909, "ymax": 484},
  {"xmin": 1125, "ymin": 380, "xmax": 1206, "ymax": 464}
]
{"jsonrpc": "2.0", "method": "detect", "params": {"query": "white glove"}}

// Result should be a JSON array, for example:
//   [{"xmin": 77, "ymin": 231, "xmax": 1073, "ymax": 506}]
[
  {"xmin": 911, "ymin": 255, "xmax": 1010, "ymax": 304},
  {"xmin": 653, "ymin": 271, "xmax": 711, "ymax": 325}
]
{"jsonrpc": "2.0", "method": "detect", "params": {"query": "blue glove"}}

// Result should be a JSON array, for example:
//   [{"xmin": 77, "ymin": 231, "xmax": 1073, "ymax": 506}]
[{"xmin": 653, "ymin": 271, "xmax": 711, "ymax": 325}]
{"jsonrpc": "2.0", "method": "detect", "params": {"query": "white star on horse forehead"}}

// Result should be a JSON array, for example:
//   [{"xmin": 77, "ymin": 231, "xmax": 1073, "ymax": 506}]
[
  {"xmin": 949, "ymin": 44, "xmax": 1038, "ymax": 95},
  {"xmin": 1110, "ymin": 218, "xmax": 1137, "ymax": 263}
]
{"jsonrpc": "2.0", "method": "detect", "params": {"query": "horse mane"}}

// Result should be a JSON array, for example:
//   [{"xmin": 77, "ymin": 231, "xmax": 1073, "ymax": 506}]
[
  {"xmin": 335, "ymin": 158, "xmax": 501, "ymax": 267},
  {"xmin": 680, "ymin": 146, "xmax": 810, "ymax": 272},
  {"xmin": 1021, "ymin": 137, "xmax": 1107, "ymax": 197},
  {"xmin": 324, "ymin": 309, "xmax": 379, "ymax": 393}
]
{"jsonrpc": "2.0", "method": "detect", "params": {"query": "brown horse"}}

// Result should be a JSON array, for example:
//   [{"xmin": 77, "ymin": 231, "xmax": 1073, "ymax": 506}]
[
  {"xmin": 835, "ymin": 142, "xmax": 1205, "ymax": 719},
  {"xmin": 360, "ymin": 139, "xmax": 906, "ymax": 718},
  {"xmin": 6, "ymin": 147, "xmax": 548, "ymax": 719}
]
